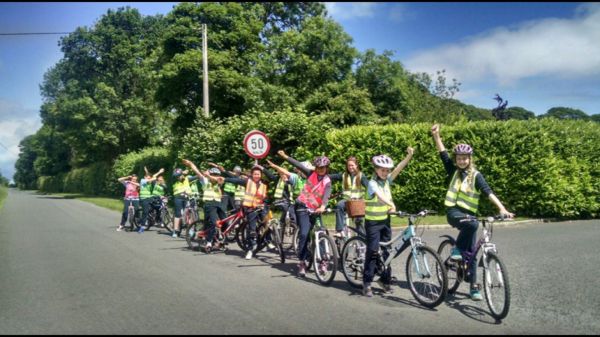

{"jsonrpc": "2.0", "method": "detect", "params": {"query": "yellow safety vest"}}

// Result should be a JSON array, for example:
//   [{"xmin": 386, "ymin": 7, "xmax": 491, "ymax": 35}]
[
  {"xmin": 445, "ymin": 169, "xmax": 481, "ymax": 213},
  {"xmin": 342, "ymin": 172, "xmax": 364, "ymax": 200},
  {"xmin": 365, "ymin": 178, "xmax": 392, "ymax": 221},
  {"xmin": 242, "ymin": 180, "xmax": 267, "ymax": 208}
]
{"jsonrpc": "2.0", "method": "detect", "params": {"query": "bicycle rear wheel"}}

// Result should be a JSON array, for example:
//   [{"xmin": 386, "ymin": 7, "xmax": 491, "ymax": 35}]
[
  {"xmin": 406, "ymin": 245, "xmax": 448, "ymax": 308},
  {"xmin": 127, "ymin": 207, "xmax": 139, "ymax": 231},
  {"xmin": 437, "ymin": 239, "xmax": 461, "ymax": 294},
  {"xmin": 313, "ymin": 233, "xmax": 337, "ymax": 285},
  {"xmin": 161, "ymin": 208, "xmax": 174, "ymax": 234},
  {"xmin": 341, "ymin": 236, "xmax": 367, "ymax": 288},
  {"xmin": 184, "ymin": 220, "xmax": 204, "ymax": 251},
  {"xmin": 280, "ymin": 221, "xmax": 297, "ymax": 251},
  {"xmin": 482, "ymin": 252, "xmax": 510, "ymax": 320}
]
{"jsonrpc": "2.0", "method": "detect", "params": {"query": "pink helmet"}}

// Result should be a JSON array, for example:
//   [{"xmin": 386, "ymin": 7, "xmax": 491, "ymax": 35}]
[
  {"xmin": 453, "ymin": 143, "xmax": 473, "ymax": 155},
  {"xmin": 312, "ymin": 156, "xmax": 330, "ymax": 168}
]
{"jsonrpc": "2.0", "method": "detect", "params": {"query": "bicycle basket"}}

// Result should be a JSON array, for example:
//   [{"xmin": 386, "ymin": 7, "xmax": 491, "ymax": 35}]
[{"xmin": 345, "ymin": 200, "xmax": 365, "ymax": 218}]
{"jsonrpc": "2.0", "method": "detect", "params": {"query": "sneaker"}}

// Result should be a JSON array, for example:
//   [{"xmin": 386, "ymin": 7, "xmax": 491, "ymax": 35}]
[
  {"xmin": 363, "ymin": 282, "xmax": 373, "ymax": 297},
  {"xmin": 267, "ymin": 242, "xmax": 276, "ymax": 250},
  {"xmin": 117, "ymin": 225, "xmax": 124, "ymax": 232},
  {"xmin": 245, "ymin": 250, "xmax": 253, "ymax": 260},
  {"xmin": 171, "ymin": 232, "xmax": 178, "ymax": 238},
  {"xmin": 318, "ymin": 260, "xmax": 328, "ymax": 275},
  {"xmin": 377, "ymin": 279, "xmax": 393, "ymax": 293},
  {"xmin": 188, "ymin": 228, "xmax": 195, "ymax": 239},
  {"xmin": 333, "ymin": 231, "xmax": 344, "ymax": 238},
  {"xmin": 470, "ymin": 287, "xmax": 483, "ymax": 301},
  {"xmin": 450, "ymin": 247, "xmax": 462, "ymax": 261},
  {"xmin": 137, "ymin": 226, "xmax": 145, "ymax": 233},
  {"xmin": 297, "ymin": 262, "xmax": 306, "ymax": 277}
]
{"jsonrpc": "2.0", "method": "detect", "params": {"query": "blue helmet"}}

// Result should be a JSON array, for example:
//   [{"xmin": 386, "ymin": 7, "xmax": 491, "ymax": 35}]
[{"xmin": 172, "ymin": 168, "xmax": 183, "ymax": 177}]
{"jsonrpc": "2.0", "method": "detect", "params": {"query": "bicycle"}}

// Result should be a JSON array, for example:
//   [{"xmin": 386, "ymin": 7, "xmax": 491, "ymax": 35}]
[
  {"xmin": 146, "ymin": 196, "xmax": 172, "ymax": 231},
  {"xmin": 124, "ymin": 199, "xmax": 140, "ymax": 232},
  {"xmin": 295, "ymin": 207, "xmax": 338, "ymax": 285},
  {"xmin": 168, "ymin": 194, "xmax": 199, "ymax": 236},
  {"xmin": 437, "ymin": 215, "xmax": 510, "ymax": 320},
  {"xmin": 332, "ymin": 197, "xmax": 365, "ymax": 264},
  {"xmin": 340, "ymin": 210, "xmax": 448, "ymax": 308},
  {"xmin": 253, "ymin": 207, "xmax": 286, "ymax": 263},
  {"xmin": 271, "ymin": 199, "xmax": 297, "ymax": 252},
  {"xmin": 185, "ymin": 207, "xmax": 246, "ymax": 253}
]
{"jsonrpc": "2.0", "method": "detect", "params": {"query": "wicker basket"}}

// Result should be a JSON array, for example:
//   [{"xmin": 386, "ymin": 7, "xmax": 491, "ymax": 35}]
[{"xmin": 345, "ymin": 200, "xmax": 365, "ymax": 218}]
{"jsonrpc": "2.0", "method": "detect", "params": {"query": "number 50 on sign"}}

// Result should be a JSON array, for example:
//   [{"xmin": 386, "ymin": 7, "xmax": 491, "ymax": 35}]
[{"xmin": 243, "ymin": 130, "xmax": 271, "ymax": 159}]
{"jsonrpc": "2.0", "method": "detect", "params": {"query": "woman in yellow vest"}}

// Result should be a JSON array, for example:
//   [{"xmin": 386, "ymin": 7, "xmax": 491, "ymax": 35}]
[
  {"xmin": 431, "ymin": 123, "xmax": 514, "ymax": 301},
  {"xmin": 328, "ymin": 156, "xmax": 369, "ymax": 236},
  {"xmin": 362, "ymin": 149, "xmax": 413, "ymax": 297},
  {"xmin": 221, "ymin": 164, "xmax": 277, "ymax": 259},
  {"xmin": 171, "ymin": 166, "xmax": 199, "ymax": 238}
]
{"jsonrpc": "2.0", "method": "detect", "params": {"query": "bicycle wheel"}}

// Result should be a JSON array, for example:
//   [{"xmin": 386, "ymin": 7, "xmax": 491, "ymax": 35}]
[
  {"xmin": 437, "ymin": 239, "xmax": 461, "ymax": 294},
  {"xmin": 270, "ymin": 220, "xmax": 286, "ymax": 263},
  {"xmin": 313, "ymin": 233, "xmax": 337, "ymax": 285},
  {"xmin": 127, "ymin": 206, "xmax": 138, "ymax": 231},
  {"xmin": 161, "ymin": 208, "xmax": 174, "ymax": 234},
  {"xmin": 235, "ymin": 221, "xmax": 248, "ymax": 250},
  {"xmin": 341, "ymin": 236, "xmax": 367, "ymax": 288},
  {"xmin": 482, "ymin": 252, "xmax": 510, "ymax": 320},
  {"xmin": 406, "ymin": 245, "xmax": 448, "ymax": 308},
  {"xmin": 184, "ymin": 220, "xmax": 204, "ymax": 251},
  {"xmin": 280, "ymin": 221, "xmax": 297, "ymax": 251}
]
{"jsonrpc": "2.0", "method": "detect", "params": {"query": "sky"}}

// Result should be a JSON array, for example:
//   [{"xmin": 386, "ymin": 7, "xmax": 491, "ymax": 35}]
[{"xmin": 1, "ymin": 2, "xmax": 598, "ymax": 182}]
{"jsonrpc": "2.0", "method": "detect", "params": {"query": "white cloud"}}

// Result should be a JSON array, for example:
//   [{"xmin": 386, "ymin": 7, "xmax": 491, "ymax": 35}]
[
  {"xmin": 325, "ymin": 2, "xmax": 377, "ymax": 20},
  {"xmin": 387, "ymin": 4, "xmax": 408, "ymax": 22},
  {"xmin": 405, "ymin": 3, "xmax": 600, "ymax": 86}
]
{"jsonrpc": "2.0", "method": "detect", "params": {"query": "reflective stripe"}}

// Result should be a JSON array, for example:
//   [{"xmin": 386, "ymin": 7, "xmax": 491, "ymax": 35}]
[
  {"xmin": 293, "ymin": 177, "xmax": 306, "ymax": 198},
  {"xmin": 365, "ymin": 178, "xmax": 391, "ymax": 221},
  {"xmin": 202, "ymin": 181, "xmax": 222, "ymax": 202},
  {"xmin": 444, "ymin": 170, "xmax": 481, "ymax": 213},
  {"xmin": 242, "ymin": 180, "xmax": 267, "ymax": 208},
  {"xmin": 342, "ymin": 172, "xmax": 364, "ymax": 200}
]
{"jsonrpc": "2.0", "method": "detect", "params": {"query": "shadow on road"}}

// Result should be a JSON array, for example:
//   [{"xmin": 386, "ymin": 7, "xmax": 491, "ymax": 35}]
[{"xmin": 443, "ymin": 292, "xmax": 501, "ymax": 324}]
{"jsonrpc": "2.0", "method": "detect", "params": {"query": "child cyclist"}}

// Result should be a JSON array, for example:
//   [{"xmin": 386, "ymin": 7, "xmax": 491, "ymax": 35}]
[
  {"xmin": 363, "ymin": 148, "xmax": 414, "ymax": 297},
  {"xmin": 277, "ymin": 150, "xmax": 333, "ymax": 277},
  {"xmin": 117, "ymin": 173, "xmax": 140, "ymax": 231},
  {"xmin": 431, "ymin": 123, "xmax": 514, "ymax": 301}
]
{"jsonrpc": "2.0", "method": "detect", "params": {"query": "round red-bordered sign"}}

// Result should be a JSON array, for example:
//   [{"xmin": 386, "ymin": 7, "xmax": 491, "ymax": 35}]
[{"xmin": 243, "ymin": 130, "xmax": 271, "ymax": 159}]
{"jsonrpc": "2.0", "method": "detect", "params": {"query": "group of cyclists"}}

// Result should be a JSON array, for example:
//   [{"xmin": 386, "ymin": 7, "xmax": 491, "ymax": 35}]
[{"xmin": 116, "ymin": 124, "xmax": 514, "ymax": 301}]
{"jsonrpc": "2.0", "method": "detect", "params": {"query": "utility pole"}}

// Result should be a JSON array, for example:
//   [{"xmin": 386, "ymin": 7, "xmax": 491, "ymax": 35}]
[{"xmin": 202, "ymin": 23, "xmax": 209, "ymax": 118}]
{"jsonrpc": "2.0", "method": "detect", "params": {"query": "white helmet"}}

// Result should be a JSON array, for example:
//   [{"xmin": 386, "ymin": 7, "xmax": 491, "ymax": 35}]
[
  {"xmin": 372, "ymin": 155, "xmax": 394, "ymax": 168},
  {"xmin": 300, "ymin": 161, "xmax": 315, "ymax": 171}
]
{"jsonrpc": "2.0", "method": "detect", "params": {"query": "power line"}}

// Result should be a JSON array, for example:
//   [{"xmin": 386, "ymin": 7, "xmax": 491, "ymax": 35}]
[{"xmin": 0, "ymin": 140, "xmax": 18, "ymax": 156}]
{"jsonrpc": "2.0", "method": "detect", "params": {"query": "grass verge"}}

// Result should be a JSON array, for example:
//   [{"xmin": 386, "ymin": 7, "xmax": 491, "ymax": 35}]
[{"xmin": 0, "ymin": 185, "xmax": 7, "ymax": 213}]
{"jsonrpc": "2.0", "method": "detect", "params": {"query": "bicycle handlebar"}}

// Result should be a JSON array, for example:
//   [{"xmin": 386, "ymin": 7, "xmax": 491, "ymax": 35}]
[{"xmin": 393, "ymin": 209, "xmax": 437, "ymax": 217}]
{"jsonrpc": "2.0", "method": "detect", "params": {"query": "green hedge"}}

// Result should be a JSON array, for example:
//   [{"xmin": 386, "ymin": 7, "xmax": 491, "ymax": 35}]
[{"xmin": 296, "ymin": 119, "xmax": 600, "ymax": 218}]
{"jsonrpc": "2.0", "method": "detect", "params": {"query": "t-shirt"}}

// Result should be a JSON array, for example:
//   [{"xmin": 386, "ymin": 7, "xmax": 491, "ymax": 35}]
[{"xmin": 123, "ymin": 181, "xmax": 139, "ymax": 199}]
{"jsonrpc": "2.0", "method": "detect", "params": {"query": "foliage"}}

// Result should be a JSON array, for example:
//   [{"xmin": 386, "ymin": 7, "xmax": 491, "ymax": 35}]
[
  {"xmin": 503, "ymin": 106, "xmax": 536, "ymax": 120},
  {"xmin": 539, "ymin": 107, "xmax": 589, "ymax": 120}
]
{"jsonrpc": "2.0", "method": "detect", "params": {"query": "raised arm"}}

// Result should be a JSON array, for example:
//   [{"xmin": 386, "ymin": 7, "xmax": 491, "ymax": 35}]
[
  {"xmin": 431, "ymin": 124, "xmax": 446, "ymax": 152},
  {"xmin": 146, "ymin": 168, "xmax": 165, "ymax": 183},
  {"xmin": 278, "ymin": 150, "xmax": 312, "ymax": 177},
  {"xmin": 182, "ymin": 159, "xmax": 205, "ymax": 178},
  {"xmin": 266, "ymin": 159, "xmax": 292, "ymax": 179},
  {"xmin": 390, "ymin": 146, "xmax": 414, "ymax": 181}
]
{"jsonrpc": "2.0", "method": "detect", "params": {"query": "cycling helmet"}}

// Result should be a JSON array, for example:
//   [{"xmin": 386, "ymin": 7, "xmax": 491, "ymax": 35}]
[
  {"xmin": 300, "ymin": 161, "xmax": 315, "ymax": 171},
  {"xmin": 172, "ymin": 168, "xmax": 183, "ymax": 178},
  {"xmin": 208, "ymin": 167, "xmax": 221, "ymax": 176},
  {"xmin": 312, "ymin": 156, "xmax": 330, "ymax": 168},
  {"xmin": 453, "ymin": 143, "xmax": 473, "ymax": 155},
  {"xmin": 250, "ymin": 165, "xmax": 263, "ymax": 173},
  {"xmin": 233, "ymin": 165, "xmax": 242, "ymax": 173},
  {"xmin": 372, "ymin": 155, "xmax": 394, "ymax": 169}
]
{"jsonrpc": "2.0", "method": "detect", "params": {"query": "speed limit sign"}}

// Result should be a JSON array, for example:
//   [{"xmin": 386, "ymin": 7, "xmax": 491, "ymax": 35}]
[{"xmin": 243, "ymin": 130, "xmax": 271, "ymax": 159}]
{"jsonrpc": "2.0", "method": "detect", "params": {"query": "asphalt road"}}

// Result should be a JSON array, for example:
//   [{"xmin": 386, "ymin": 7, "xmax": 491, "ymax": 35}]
[{"xmin": 1, "ymin": 189, "xmax": 598, "ymax": 334}]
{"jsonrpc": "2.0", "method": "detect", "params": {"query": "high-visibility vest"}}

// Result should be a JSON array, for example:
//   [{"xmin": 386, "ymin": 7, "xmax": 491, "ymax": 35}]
[
  {"xmin": 445, "ymin": 169, "xmax": 481, "ymax": 214},
  {"xmin": 298, "ymin": 172, "xmax": 331, "ymax": 210},
  {"xmin": 293, "ymin": 177, "xmax": 306, "ymax": 199},
  {"xmin": 273, "ymin": 178, "xmax": 290, "ymax": 201},
  {"xmin": 151, "ymin": 183, "xmax": 166, "ymax": 197},
  {"xmin": 140, "ymin": 180, "xmax": 153, "ymax": 200},
  {"xmin": 365, "ymin": 178, "xmax": 392, "ymax": 221},
  {"xmin": 202, "ymin": 179, "xmax": 222, "ymax": 202},
  {"xmin": 173, "ymin": 177, "xmax": 191, "ymax": 196},
  {"xmin": 234, "ymin": 185, "xmax": 245, "ymax": 202},
  {"xmin": 242, "ymin": 179, "xmax": 267, "ymax": 208},
  {"xmin": 342, "ymin": 172, "xmax": 364, "ymax": 200},
  {"xmin": 190, "ymin": 180, "xmax": 200, "ymax": 198},
  {"xmin": 223, "ymin": 182, "xmax": 236, "ymax": 194}
]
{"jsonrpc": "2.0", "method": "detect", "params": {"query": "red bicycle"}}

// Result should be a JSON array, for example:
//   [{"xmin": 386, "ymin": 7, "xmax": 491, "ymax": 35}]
[{"xmin": 184, "ymin": 207, "xmax": 247, "ymax": 253}]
